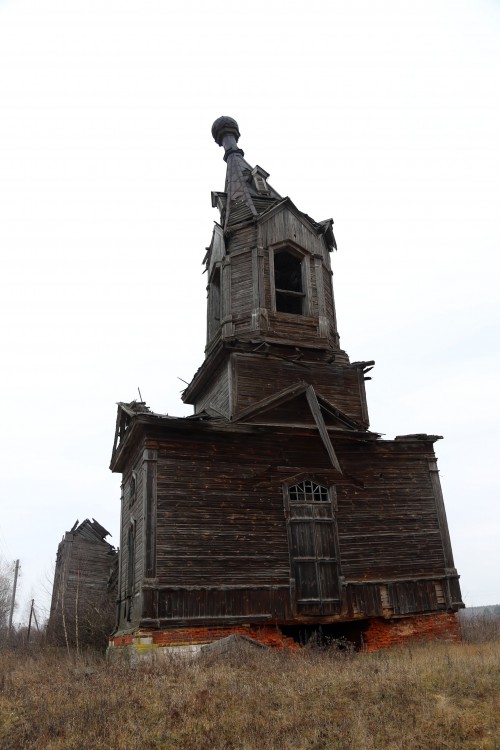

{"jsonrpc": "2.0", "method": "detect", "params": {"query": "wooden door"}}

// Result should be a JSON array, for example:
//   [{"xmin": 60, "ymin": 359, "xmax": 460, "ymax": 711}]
[{"xmin": 286, "ymin": 481, "xmax": 341, "ymax": 615}]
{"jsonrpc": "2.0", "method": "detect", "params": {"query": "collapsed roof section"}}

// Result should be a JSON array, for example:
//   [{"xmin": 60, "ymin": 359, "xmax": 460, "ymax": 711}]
[{"xmin": 65, "ymin": 518, "xmax": 115, "ymax": 549}]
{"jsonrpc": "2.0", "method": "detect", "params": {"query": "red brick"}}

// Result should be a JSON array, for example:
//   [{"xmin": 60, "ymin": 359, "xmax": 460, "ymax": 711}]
[{"xmin": 363, "ymin": 613, "xmax": 461, "ymax": 652}]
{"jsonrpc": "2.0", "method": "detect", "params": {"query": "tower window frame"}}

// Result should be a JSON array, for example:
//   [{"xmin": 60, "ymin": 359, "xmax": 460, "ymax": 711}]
[
  {"xmin": 207, "ymin": 264, "xmax": 222, "ymax": 343},
  {"xmin": 270, "ymin": 243, "xmax": 310, "ymax": 316},
  {"xmin": 251, "ymin": 165, "xmax": 270, "ymax": 195}
]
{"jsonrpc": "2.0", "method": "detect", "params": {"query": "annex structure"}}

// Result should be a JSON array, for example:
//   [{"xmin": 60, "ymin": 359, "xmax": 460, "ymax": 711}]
[
  {"xmin": 48, "ymin": 518, "xmax": 118, "ymax": 650},
  {"xmin": 108, "ymin": 117, "xmax": 463, "ymax": 656}
]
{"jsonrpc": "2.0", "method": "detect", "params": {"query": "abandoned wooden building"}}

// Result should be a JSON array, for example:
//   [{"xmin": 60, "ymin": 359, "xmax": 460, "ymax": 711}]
[
  {"xmin": 108, "ymin": 117, "xmax": 463, "ymax": 655},
  {"xmin": 48, "ymin": 518, "xmax": 118, "ymax": 649}
]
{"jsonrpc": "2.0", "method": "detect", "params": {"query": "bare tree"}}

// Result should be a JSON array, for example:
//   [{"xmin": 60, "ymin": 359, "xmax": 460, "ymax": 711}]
[{"xmin": 0, "ymin": 558, "xmax": 13, "ymax": 632}]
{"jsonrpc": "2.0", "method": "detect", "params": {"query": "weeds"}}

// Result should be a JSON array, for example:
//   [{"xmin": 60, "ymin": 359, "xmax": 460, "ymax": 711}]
[
  {"xmin": 459, "ymin": 609, "xmax": 500, "ymax": 644},
  {"xmin": 0, "ymin": 639, "xmax": 498, "ymax": 749}
]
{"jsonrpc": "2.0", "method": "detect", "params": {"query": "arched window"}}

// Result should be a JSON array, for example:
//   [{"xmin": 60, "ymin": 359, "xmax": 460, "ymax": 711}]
[
  {"xmin": 274, "ymin": 250, "xmax": 305, "ymax": 315},
  {"xmin": 289, "ymin": 480, "xmax": 329, "ymax": 503}
]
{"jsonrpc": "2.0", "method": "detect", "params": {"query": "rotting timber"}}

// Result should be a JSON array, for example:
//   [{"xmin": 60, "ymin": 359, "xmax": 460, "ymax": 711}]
[{"xmin": 108, "ymin": 117, "xmax": 463, "ymax": 656}]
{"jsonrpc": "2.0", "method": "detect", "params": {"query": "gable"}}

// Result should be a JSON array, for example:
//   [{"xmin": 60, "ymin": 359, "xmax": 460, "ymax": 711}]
[
  {"xmin": 233, "ymin": 383, "xmax": 362, "ymax": 473},
  {"xmin": 259, "ymin": 200, "xmax": 325, "ymax": 257},
  {"xmin": 234, "ymin": 382, "xmax": 364, "ymax": 432}
]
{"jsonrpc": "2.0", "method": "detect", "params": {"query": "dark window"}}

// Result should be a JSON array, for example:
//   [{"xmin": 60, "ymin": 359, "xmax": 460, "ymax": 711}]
[
  {"xmin": 274, "ymin": 250, "xmax": 305, "ymax": 315},
  {"xmin": 254, "ymin": 174, "xmax": 268, "ymax": 193},
  {"xmin": 289, "ymin": 480, "xmax": 329, "ymax": 503}
]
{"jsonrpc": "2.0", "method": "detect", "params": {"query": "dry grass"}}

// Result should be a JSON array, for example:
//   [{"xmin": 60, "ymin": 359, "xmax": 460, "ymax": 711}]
[
  {"xmin": 0, "ymin": 639, "xmax": 498, "ymax": 750},
  {"xmin": 459, "ymin": 610, "xmax": 500, "ymax": 645}
]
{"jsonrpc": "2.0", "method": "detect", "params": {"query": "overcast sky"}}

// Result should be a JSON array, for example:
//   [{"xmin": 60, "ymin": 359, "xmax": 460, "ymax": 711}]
[{"xmin": 0, "ymin": 0, "xmax": 499, "ymax": 623}]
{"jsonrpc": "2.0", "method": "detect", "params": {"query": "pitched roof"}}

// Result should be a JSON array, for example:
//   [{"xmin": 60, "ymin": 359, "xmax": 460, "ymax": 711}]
[
  {"xmin": 231, "ymin": 382, "xmax": 373, "ymax": 473},
  {"xmin": 211, "ymin": 117, "xmax": 337, "ymax": 252}
]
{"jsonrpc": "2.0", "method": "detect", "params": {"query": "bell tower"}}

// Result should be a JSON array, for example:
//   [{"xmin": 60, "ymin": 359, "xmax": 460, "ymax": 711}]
[{"xmin": 183, "ymin": 117, "xmax": 372, "ymax": 426}]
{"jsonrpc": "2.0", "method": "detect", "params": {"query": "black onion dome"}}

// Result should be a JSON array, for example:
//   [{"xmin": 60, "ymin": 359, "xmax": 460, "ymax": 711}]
[{"xmin": 211, "ymin": 116, "xmax": 240, "ymax": 146}]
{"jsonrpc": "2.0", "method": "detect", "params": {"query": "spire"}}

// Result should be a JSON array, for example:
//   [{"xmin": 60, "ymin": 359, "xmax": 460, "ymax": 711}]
[{"xmin": 211, "ymin": 116, "xmax": 281, "ymax": 231}]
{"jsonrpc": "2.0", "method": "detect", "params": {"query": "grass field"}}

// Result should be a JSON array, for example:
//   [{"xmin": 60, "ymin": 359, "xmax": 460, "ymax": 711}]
[{"xmin": 0, "ymin": 625, "xmax": 499, "ymax": 749}]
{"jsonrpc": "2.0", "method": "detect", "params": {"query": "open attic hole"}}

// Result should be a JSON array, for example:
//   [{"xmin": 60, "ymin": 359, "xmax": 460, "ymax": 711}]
[
  {"xmin": 279, "ymin": 620, "xmax": 369, "ymax": 651},
  {"xmin": 274, "ymin": 250, "xmax": 305, "ymax": 315}
]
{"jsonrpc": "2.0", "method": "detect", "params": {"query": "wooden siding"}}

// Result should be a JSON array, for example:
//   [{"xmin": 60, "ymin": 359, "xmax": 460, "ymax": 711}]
[
  {"xmin": 234, "ymin": 353, "xmax": 367, "ymax": 424},
  {"xmin": 263, "ymin": 251, "xmax": 272, "ymax": 310},
  {"xmin": 114, "ymin": 422, "xmax": 461, "ymax": 631},
  {"xmin": 155, "ymin": 431, "xmax": 291, "ymax": 589},
  {"xmin": 308, "ymin": 259, "xmax": 319, "ymax": 318},
  {"xmin": 243, "ymin": 392, "xmax": 318, "ymax": 426},
  {"xmin": 119, "ymin": 447, "xmax": 146, "ymax": 625},
  {"xmin": 230, "ymin": 250, "xmax": 253, "ymax": 326},
  {"xmin": 336, "ymin": 442, "xmax": 447, "ymax": 580},
  {"xmin": 323, "ymin": 265, "xmax": 336, "ymax": 335},
  {"xmin": 48, "ymin": 520, "xmax": 117, "ymax": 646},
  {"xmin": 194, "ymin": 359, "xmax": 231, "ymax": 417},
  {"xmin": 260, "ymin": 209, "xmax": 323, "ymax": 256},
  {"xmin": 266, "ymin": 312, "xmax": 321, "ymax": 345},
  {"xmin": 226, "ymin": 225, "xmax": 256, "ymax": 254},
  {"xmin": 346, "ymin": 580, "xmax": 445, "ymax": 618},
  {"xmin": 154, "ymin": 586, "xmax": 293, "ymax": 625}
]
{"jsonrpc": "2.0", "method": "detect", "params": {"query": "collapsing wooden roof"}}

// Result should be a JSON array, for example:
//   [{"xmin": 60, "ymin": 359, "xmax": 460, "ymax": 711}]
[
  {"xmin": 66, "ymin": 518, "xmax": 115, "ymax": 546},
  {"xmin": 48, "ymin": 518, "xmax": 118, "ymax": 649}
]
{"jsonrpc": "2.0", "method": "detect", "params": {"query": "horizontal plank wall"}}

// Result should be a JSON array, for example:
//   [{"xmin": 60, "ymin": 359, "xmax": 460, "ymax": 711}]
[
  {"xmin": 233, "ymin": 354, "xmax": 367, "ymax": 424},
  {"xmin": 116, "ymin": 424, "xmax": 459, "ymax": 630}
]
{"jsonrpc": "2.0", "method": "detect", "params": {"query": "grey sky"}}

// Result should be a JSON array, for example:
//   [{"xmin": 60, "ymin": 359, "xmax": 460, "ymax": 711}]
[{"xmin": 0, "ymin": 0, "xmax": 499, "ymax": 622}]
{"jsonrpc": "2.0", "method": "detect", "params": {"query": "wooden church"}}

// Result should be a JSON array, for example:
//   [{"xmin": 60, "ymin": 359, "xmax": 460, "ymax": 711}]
[{"xmin": 108, "ymin": 117, "xmax": 463, "ymax": 655}]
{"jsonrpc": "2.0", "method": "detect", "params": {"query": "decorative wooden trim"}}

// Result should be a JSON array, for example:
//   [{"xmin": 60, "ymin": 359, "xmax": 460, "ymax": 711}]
[
  {"xmin": 428, "ymin": 458, "xmax": 456, "ymax": 574},
  {"xmin": 143, "ymin": 449, "xmax": 157, "ymax": 580},
  {"xmin": 221, "ymin": 257, "xmax": 234, "ymax": 338}
]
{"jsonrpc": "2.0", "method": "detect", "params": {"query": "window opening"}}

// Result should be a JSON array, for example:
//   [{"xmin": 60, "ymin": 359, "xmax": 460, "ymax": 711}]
[
  {"xmin": 274, "ymin": 250, "xmax": 305, "ymax": 315},
  {"xmin": 289, "ymin": 480, "xmax": 329, "ymax": 503},
  {"xmin": 251, "ymin": 165, "xmax": 270, "ymax": 194},
  {"xmin": 254, "ymin": 175, "xmax": 268, "ymax": 192}
]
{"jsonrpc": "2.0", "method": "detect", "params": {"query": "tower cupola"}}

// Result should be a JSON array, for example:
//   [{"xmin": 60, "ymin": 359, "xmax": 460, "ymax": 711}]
[{"xmin": 182, "ymin": 119, "xmax": 368, "ymax": 426}]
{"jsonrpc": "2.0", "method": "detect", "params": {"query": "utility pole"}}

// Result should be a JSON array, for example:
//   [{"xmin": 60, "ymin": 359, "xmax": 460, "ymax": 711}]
[
  {"xmin": 27, "ymin": 599, "xmax": 39, "ymax": 642},
  {"xmin": 7, "ymin": 559, "xmax": 19, "ymax": 638}
]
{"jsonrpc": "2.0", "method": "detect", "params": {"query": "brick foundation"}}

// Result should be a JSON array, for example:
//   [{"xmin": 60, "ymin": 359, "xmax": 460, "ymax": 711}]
[
  {"xmin": 108, "ymin": 624, "xmax": 299, "ymax": 656},
  {"xmin": 362, "ymin": 613, "xmax": 461, "ymax": 652},
  {"xmin": 109, "ymin": 613, "xmax": 461, "ymax": 658}
]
